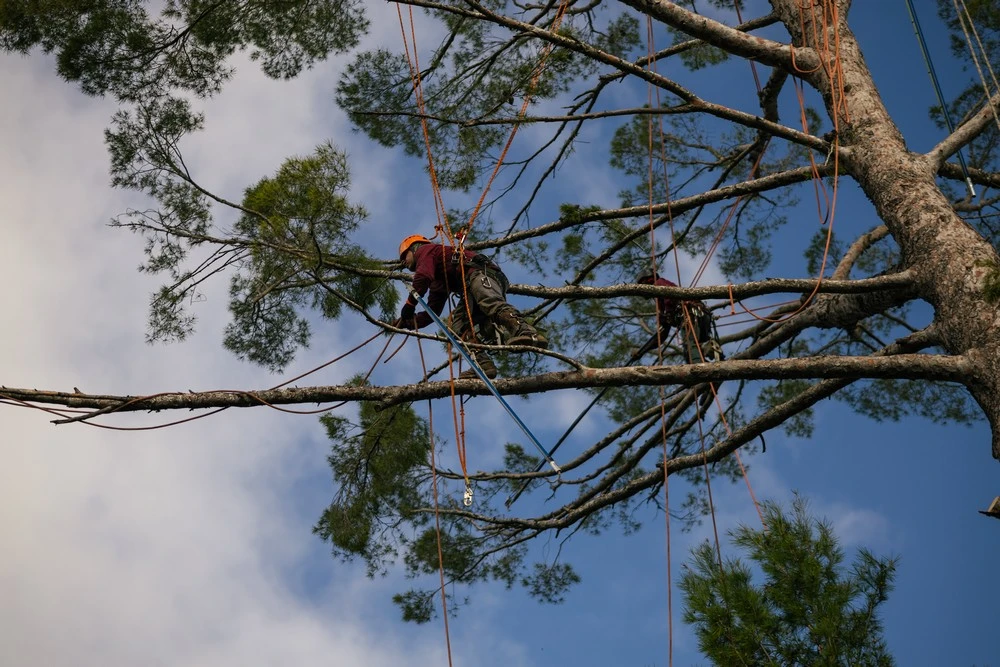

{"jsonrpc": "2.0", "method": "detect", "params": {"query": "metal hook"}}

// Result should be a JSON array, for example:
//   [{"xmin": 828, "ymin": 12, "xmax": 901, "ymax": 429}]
[{"xmin": 463, "ymin": 486, "xmax": 474, "ymax": 507}]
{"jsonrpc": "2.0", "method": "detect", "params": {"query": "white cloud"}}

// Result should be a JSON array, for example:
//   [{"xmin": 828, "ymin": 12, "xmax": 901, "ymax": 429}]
[
  {"xmin": 825, "ymin": 504, "xmax": 893, "ymax": 550},
  {"xmin": 0, "ymin": 19, "xmax": 530, "ymax": 667}
]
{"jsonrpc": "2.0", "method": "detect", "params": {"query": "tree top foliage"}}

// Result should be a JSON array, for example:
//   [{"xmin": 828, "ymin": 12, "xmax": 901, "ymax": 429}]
[{"xmin": 681, "ymin": 496, "xmax": 897, "ymax": 665}]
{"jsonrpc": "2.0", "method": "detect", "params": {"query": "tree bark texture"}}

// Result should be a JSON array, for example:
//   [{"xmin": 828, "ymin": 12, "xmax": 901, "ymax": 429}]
[{"xmin": 765, "ymin": 0, "xmax": 1000, "ymax": 457}]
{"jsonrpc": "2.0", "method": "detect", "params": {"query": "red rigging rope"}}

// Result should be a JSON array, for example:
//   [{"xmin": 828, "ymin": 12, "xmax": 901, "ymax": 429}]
[
  {"xmin": 682, "ymin": 304, "xmax": 765, "ymax": 526},
  {"xmin": 644, "ymin": 15, "xmax": 677, "ymax": 665},
  {"xmin": 396, "ymin": 0, "xmax": 575, "ymax": 490},
  {"xmin": 673, "ymin": 0, "xmax": 860, "ymax": 527},
  {"xmin": 419, "ymin": 337, "xmax": 455, "ymax": 667},
  {"xmin": 638, "ymin": 9, "xmax": 786, "ymax": 652},
  {"xmin": 691, "ymin": 3, "xmax": 843, "ymax": 327},
  {"xmin": 397, "ymin": 5, "xmax": 450, "ymax": 238},
  {"xmin": 397, "ymin": 0, "xmax": 475, "ymax": 492},
  {"xmin": 394, "ymin": 6, "xmax": 575, "ymax": 647},
  {"xmin": 397, "ymin": 0, "xmax": 572, "ymax": 241}
]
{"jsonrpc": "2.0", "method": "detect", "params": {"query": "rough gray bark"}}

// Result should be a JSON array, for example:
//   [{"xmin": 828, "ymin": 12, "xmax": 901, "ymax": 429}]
[
  {"xmin": 768, "ymin": 0, "xmax": 1000, "ymax": 457},
  {"xmin": 0, "ymin": 351, "xmax": 969, "ymax": 413}
]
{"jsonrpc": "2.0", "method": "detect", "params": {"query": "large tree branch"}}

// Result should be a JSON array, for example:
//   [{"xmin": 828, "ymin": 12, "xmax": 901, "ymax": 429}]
[
  {"xmin": 475, "ymin": 163, "xmax": 837, "ymax": 251},
  {"xmin": 832, "ymin": 225, "xmax": 889, "ymax": 279},
  {"xmin": 508, "ymin": 270, "xmax": 913, "ymax": 300},
  {"xmin": 938, "ymin": 161, "xmax": 1000, "ymax": 190},
  {"xmin": 0, "ymin": 352, "xmax": 970, "ymax": 418},
  {"xmin": 926, "ymin": 90, "xmax": 1000, "ymax": 169},
  {"xmin": 617, "ymin": 0, "xmax": 812, "ymax": 71}
]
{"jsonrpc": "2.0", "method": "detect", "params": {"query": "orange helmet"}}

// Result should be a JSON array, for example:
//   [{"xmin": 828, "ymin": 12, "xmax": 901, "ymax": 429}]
[{"xmin": 399, "ymin": 234, "xmax": 431, "ymax": 261}]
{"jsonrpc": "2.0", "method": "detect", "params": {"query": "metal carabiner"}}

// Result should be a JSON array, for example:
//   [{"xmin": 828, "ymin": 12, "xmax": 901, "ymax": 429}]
[{"xmin": 463, "ymin": 485, "xmax": 474, "ymax": 507}]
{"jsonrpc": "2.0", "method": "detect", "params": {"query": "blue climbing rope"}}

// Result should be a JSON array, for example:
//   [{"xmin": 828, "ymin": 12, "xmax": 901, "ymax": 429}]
[
  {"xmin": 409, "ymin": 291, "xmax": 561, "ymax": 473},
  {"xmin": 905, "ymin": 0, "xmax": 976, "ymax": 199}
]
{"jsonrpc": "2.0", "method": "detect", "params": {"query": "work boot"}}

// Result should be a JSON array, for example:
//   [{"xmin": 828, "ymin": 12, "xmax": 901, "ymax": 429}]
[
  {"xmin": 459, "ymin": 352, "xmax": 498, "ymax": 379},
  {"xmin": 495, "ymin": 310, "xmax": 548, "ymax": 349}
]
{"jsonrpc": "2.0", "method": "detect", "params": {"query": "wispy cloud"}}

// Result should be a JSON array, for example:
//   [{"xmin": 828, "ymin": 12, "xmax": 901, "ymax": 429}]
[{"xmin": 0, "ymin": 21, "xmax": 525, "ymax": 666}]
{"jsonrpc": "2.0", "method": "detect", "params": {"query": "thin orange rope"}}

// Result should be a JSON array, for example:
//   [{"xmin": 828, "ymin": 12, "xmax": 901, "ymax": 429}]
[
  {"xmin": 643, "ymin": 14, "xmax": 677, "ymax": 664},
  {"xmin": 397, "ymin": 1, "xmax": 574, "ymax": 488},
  {"xmin": 682, "ymin": 302, "xmax": 765, "ymax": 525},
  {"xmin": 418, "ymin": 337, "xmax": 455, "ymax": 667},
  {"xmin": 461, "ymin": 0, "xmax": 573, "ymax": 237},
  {"xmin": 397, "ymin": 5, "xmax": 450, "ymax": 238},
  {"xmin": 398, "ymin": 5, "xmax": 473, "ymax": 487}
]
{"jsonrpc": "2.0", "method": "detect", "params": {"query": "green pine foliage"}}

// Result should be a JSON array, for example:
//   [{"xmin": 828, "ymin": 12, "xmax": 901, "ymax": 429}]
[
  {"xmin": 313, "ymin": 382, "xmax": 580, "ymax": 623},
  {"xmin": 0, "ymin": 0, "xmax": 368, "ymax": 100},
  {"xmin": 4, "ymin": 1, "xmax": 383, "ymax": 370},
  {"xmin": 680, "ymin": 496, "xmax": 897, "ymax": 666},
  {"xmin": 335, "ymin": 3, "xmax": 640, "ymax": 193},
  {"xmin": 314, "ymin": 391, "xmax": 431, "ymax": 576},
  {"xmin": 224, "ymin": 143, "xmax": 394, "ymax": 370}
]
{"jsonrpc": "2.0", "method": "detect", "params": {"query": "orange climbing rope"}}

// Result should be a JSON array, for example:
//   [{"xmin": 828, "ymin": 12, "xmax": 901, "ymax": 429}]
[
  {"xmin": 395, "ymin": 0, "xmax": 575, "ymax": 476},
  {"xmin": 394, "ymin": 3, "xmax": 576, "ymax": 655},
  {"xmin": 417, "ymin": 336, "xmax": 455, "ymax": 667},
  {"xmin": 687, "ymin": 1, "xmax": 845, "ymax": 327},
  {"xmin": 636, "ymin": 4, "xmax": 862, "ymax": 653},
  {"xmin": 643, "ymin": 15, "xmax": 678, "ymax": 664}
]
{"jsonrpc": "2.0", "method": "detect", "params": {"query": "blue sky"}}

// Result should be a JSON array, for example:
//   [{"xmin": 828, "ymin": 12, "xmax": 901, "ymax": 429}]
[{"xmin": 1, "ymin": 1, "xmax": 998, "ymax": 666}]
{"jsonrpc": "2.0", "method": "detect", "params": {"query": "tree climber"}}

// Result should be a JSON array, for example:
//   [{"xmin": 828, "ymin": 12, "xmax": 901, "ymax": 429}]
[
  {"xmin": 397, "ymin": 235, "xmax": 548, "ymax": 379},
  {"xmin": 636, "ymin": 270, "xmax": 723, "ymax": 363}
]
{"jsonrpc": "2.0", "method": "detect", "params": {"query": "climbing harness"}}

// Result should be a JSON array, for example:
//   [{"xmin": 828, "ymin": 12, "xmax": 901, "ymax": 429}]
[
  {"xmin": 409, "ymin": 290, "xmax": 561, "ymax": 473},
  {"xmin": 682, "ymin": 302, "xmax": 723, "ymax": 364}
]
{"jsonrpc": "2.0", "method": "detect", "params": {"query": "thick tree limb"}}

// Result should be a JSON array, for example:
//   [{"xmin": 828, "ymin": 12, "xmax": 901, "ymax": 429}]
[
  {"xmin": 508, "ymin": 271, "xmax": 913, "ymax": 300},
  {"xmin": 832, "ymin": 225, "xmax": 889, "ymax": 280},
  {"xmin": 927, "ymin": 90, "xmax": 1000, "ymax": 169},
  {"xmin": 477, "ymin": 163, "xmax": 837, "ymax": 250},
  {"xmin": 769, "ymin": 0, "xmax": 1000, "ymax": 458},
  {"xmin": 0, "ymin": 352, "xmax": 970, "ymax": 419},
  {"xmin": 938, "ymin": 162, "xmax": 1000, "ymax": 190},
  {"xmin": 618, "ymin": 0, "xmax": 815, "ymax": 71}
]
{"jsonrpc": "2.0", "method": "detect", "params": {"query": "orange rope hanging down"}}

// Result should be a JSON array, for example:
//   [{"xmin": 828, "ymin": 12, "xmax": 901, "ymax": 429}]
[
  {"xmin": 643, "ymin": 15, "xmax": 678, "ymax": 666},
  {"xmin": 418, "ymin": 338, "xmax": 456, "ymax": 667},
  {"xmin": 395, "ymin": 1, "xmax": 574, "ymax": 490}
]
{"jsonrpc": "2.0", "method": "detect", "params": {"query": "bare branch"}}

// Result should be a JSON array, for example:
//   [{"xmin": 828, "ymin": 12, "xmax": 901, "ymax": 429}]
[
  {"xmin": 0, "ymin": 350, "xmax": 970, "ymax": 418},
  {"xmin": 927, "ymin": 90, "xmax": 1000, "ymax": 169},
  {"xmin": 617, "ymin": 0, "xmax": 813, "ymax": 71},
  {"xmin": 474, "ymin": 163, "xmax": 839, "ymax": 252},
  {"xmin": 509, "ymin": 270, "xmax": 914, "ymax": 300}
]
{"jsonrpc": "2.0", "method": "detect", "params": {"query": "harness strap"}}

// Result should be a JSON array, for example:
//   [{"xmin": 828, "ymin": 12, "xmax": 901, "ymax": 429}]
[{"xmin": 466, "ymin": 254, "xmax": 509, "ymax": 292}]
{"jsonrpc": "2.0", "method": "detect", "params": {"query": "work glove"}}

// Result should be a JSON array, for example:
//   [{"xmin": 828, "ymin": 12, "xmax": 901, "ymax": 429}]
[{"xmin": 397, "ymin": 302, "xmax": 417, "ymax": 329}]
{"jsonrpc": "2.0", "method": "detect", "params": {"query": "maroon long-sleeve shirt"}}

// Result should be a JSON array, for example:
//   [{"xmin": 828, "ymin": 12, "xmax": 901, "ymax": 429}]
[
  {"xmin": 405, "ymin": 243, "xmax": 480, "ymax": 328},
  {"xmin": 651, "ymin": 277, "xmax": 680, "ymax": 327}
]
